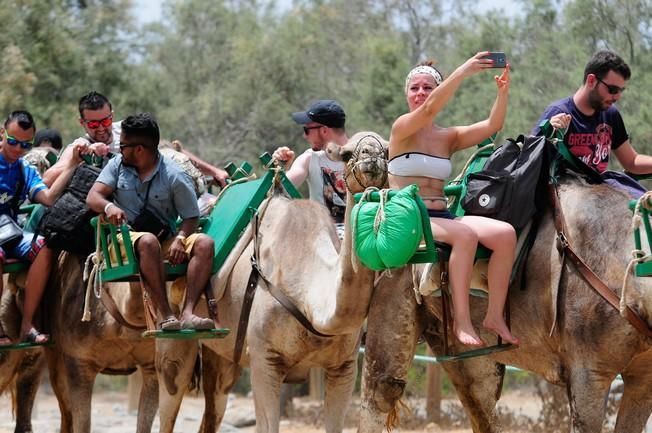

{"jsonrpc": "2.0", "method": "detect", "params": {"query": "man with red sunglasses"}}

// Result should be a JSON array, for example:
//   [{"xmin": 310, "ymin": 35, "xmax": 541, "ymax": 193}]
[
  {"xmin": 0, "ymin": 111, "xmax": 82, "ymax": 345},
  {"xmin": 533, "ymin": 50, "xmax": 652, "ymax": 193},
  {"xmin": 43, "ymin": 91, "xmax": 228, "ymax": 188},
  {"xmin": 43, "ymin": 91, "xmax": 119, "ymax": 186}
]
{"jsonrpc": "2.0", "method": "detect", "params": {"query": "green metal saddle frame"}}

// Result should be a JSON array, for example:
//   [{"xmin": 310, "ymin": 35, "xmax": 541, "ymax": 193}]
[
  {"xmin": 90, "ymin": 153, "xmax": 300, "ymax": 339},
  {"xmin": 3, "ymin": 204, "xmax": 43, "ymax": 274}
]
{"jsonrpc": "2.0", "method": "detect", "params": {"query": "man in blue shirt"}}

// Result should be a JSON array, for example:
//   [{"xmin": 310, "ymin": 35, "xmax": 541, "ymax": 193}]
[
  {"xmin": 533, "ymin": 50, "xmax": 652, "ymax": 178},
  {"xmin": 0, "ymin": 111, "xmax": 82, "ymax": 345},
  {"xmin": 87, "ymin": 113, "xmax": 217, "ymax": 331}
]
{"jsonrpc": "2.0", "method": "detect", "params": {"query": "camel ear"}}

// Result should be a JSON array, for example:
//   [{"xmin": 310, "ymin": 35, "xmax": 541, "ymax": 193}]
[{"xmin": 325, "ymin": 141, "xmax": 348, "ymax": 162}]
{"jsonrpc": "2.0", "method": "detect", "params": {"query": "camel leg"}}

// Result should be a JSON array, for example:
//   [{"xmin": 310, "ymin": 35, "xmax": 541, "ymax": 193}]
[
  {"xmin": 14, "ymin": 351, "xmax": 45, "ymax": 433},
  {"xmin": 566, "ymin": 367, "xmax": 612, "ymax": 433},
  {"xmin": 157, "ymin": 339, "xmax": 199, "ymax": 433},
  {"xmin": 437, "ymin": 355, "xmax": 504, "ymax": 433},
  {"xmin": 323, "ymin": 354, "xmax": 358, "ymax": 433},
  {"xmin": 136, "ymin": 365, "xmax": 159, "ymax": 433},
  {"xmin": 45, "ymin": 349, "xmax": 73, "ymax": 433},
  {"xmin": 199, "ymin": 346, "xmax": 242, "ymax": 433},
  {"xmin": 614, "ymin": 374, "xmax": 652, "ymax": 433},
  {"xmin": 358, "ymin": 268, "xmax": 422, "ymax": 433},
  {"xmin": 249, "ymin": 346, "xmax": 286, "ymax": 433},
  {"xmin": 64, "ymin": 357, "xmax": 97, "ymax": 433}
]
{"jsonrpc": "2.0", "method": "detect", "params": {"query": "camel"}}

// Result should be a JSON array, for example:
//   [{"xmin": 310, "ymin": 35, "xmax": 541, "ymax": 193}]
[
  {"xmin": 358, "ymin": 172, "xmax": 652, "ymax": 433},
  {"xmin": 6, "ymin": 256, "xmax": 202, "ymax": 433},
  {"xmin": 155, "ymin": 131, "xmax": 389, "ymax": 433},
  {"xmin": 40, "ymin": 252, "xmax": 163, "ymax": 433},
  {"xmin": 0, "ymin": 285, "xmax": 47, "ymax": 433}
]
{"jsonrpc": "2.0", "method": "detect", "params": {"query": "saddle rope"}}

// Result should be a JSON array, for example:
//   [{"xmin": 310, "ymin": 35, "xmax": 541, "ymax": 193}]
[
  {"xmin": 621, "ymin": 191, "xmax": 652, "ymax": 315},
  {"xmin": 82, "ymin": 216, "xmax": 106, "ymax": 321}
]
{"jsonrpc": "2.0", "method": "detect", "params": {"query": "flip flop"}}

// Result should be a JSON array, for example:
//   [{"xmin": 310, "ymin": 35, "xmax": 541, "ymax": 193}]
[
  {"xmin": 23, "ymin": 328, "xmax": 49, "ymax": 344},
  {"xmin": 158, "ymin": 316, "xmax": 181, "ymax": 331},
  {"xmin": 180, "ymin": 315, "xmax": 214, "ymax": 330}
]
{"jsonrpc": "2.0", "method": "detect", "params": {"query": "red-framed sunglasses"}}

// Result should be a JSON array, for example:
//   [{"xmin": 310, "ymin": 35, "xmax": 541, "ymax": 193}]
[{"xmin": 83, "ymin": 115, "xmax": 113, "ymax": 129}]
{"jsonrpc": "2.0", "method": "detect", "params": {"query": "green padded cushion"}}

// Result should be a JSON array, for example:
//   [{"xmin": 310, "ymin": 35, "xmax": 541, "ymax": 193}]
[{"xmin": 353, "ymin": 184, "xmax": 424, "ymax": 270}]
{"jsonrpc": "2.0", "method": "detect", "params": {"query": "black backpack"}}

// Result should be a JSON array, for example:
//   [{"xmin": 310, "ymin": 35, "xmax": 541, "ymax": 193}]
[
  {"xmin": 38, "ymin": 164, "xmax": 101, "ymax": 255},
  {"xmin": 461, "ymin": 135, "xmax": 556, "ymax": 230}
]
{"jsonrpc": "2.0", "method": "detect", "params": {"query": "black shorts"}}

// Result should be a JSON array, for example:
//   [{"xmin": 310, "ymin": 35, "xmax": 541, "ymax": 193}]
[{"xmin": 427, "ymin": 209, "xmax": 455, "ymax": 220}]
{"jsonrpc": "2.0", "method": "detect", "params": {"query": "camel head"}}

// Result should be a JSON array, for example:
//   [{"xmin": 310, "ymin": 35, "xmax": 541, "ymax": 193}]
[{"xmin": 326, "ymin": 131, "xmax": 388, "ymax": 193}]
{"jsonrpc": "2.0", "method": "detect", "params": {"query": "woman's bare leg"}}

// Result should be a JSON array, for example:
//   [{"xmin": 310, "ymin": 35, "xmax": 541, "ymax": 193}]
[
  {"xmin": 431, "ymin": 218, "xmax": 483, "ymax": 346},
  {"xmin": 459, "ymin": 216, "xmax": 519, "ymax": 345}
]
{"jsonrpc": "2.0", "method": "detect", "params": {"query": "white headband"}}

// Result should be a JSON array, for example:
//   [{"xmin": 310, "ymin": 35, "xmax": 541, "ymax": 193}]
[{"xmin": 404, "ymin": 65, "xmax": 443, "ymax": 94}]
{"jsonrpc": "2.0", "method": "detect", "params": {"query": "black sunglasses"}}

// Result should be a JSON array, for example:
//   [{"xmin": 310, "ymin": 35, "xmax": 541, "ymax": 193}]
[
  {"xmin": 119, "ymin": 143, "xmax": 139, "ymax": 151},
  {"xmin": 596, "ymin": 76, "xmax": 626, "ymax": 95},
  {"xmin": 303, "ymin": 125, "xmax": 323, "ymax": 135}
]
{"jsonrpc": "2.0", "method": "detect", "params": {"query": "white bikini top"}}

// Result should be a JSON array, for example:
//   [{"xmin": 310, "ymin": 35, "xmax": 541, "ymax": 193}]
[{"xmin": 388, "ymin": 152, "xmax": 452, "ymax": 180}]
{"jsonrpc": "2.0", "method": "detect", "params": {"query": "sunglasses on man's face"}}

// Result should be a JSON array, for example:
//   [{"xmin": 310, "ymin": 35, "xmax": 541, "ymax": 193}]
[
  {"xmin": 4, "ymin": 131, "xmax": 33, "ymax": 149},
  {"xmin": 596, "ymin": 77, "xmax": 626, "ymax": 95},
  {"xmin": 303, "ymin": 125, "xmax": 323, "ymax": 135},
  {"xmin": 119, "ymin": 143, "xmax": 139, "ymax": 151},
  {"xmin": 83, "ymin": 115, "xmax": 113, "ymax": 129}
]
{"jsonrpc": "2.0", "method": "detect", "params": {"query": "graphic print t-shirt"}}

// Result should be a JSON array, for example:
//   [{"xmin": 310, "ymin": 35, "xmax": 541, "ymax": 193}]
[
  {"xmin": 532, "ymin": 97, "xmax": 628, "ymax": 173},
  {"xmin": 305, "ymin": 149, "xmax": 346, "ymax": 224}
]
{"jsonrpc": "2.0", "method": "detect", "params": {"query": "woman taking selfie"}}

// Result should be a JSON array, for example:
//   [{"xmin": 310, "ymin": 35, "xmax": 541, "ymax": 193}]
[{"xmin": 388, "ymin": 52, "xmax": 519, "ymax": 347}]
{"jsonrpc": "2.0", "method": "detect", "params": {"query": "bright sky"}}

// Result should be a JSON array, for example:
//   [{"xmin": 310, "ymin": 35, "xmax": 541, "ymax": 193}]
[{"xmin": 132, "ymin": 0, "xmax": 522, "ymax": 24}]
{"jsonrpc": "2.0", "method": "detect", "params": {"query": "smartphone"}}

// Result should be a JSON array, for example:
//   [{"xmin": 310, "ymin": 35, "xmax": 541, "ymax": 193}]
[{"xmin": 484, "ymin": 52, "xmax": 507, "ymax": 68}]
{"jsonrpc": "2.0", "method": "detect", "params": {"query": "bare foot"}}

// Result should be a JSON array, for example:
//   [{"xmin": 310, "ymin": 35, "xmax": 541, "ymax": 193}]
[
  {"xmin": 180, "ymin": 313, "xmax": 214, "ymax": 330},
  {"xmin": 453, "ymin": 322, "xmax": 484, "ymax": 347},
  {"xmin": 483, "ymin": 318, "xmax": 519, "ymax": 345}
]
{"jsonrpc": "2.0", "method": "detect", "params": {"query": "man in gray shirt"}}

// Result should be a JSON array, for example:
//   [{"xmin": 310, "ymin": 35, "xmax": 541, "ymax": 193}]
[{"xmin": 87, "ymin": 113, "xmax": 216, "ymax": 331}]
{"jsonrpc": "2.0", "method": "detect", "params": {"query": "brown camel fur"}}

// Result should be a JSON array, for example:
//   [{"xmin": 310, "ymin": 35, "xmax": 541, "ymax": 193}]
[
  {"xmin": 0, "ymin": 286, "xmax": 47, "ymax": 433},
  {"xmin": 359, "ymin": 174, "xmax": 652, "ymax": 433}
]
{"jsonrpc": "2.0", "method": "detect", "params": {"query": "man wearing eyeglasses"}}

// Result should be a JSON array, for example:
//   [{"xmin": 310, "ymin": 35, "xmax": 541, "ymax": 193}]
[
  {"xmin": 533, "ymin": 50, "xmax": 652, "ymax": 183},
  {"xmin": 0, "ymin": 111, "xmax": 82, "ymax": 345},
  {"xmin": 42, "ymin": 91, "xmax": 118, "ymax": 186},
  {"xmin": 43, "ymin": 91, "xmax": 229, "ymax": 188},
  {"xmin": 87, "ymin": 112, "xmax": 218, "ymax": 331},
  {"xmin": 272, "ymin": 100, "xmax": 349, "ymax": 234}
]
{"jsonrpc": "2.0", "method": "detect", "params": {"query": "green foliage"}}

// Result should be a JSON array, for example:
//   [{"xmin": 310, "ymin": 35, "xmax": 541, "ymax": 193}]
[{"xmin": 9, "ymin": 0, "xmax": 652, "ymax": 171}]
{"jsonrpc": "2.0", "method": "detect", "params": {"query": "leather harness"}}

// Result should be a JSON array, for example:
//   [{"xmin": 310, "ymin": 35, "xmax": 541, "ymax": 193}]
[
  {"xmin": 549, "ymin": 181, "xmax": 652, "ymax": 339},
  {"xmin": 232, "ymin": 198, "xmax": 334, "ymax": 366}
]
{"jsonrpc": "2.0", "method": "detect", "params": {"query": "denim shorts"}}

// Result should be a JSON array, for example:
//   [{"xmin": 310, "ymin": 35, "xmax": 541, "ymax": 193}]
[
  {"xmin": 0, "ymin": 231, "xmax": 46, "ymax": 265},
  {"xmin": 427, "ymin": 209, "xmax": 456, "ymax": 220}
]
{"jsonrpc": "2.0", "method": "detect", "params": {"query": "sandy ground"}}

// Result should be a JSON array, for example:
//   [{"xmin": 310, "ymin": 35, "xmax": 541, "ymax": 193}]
[
  {"xmin": 0, "ymin": 385, "xmax": 538, "ymax": 433},
  {"xmin": 0, "ymin": 385, "xmax": 650, "ymax": 433}
]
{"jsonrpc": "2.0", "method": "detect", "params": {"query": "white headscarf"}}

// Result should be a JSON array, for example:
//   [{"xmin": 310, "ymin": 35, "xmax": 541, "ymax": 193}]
[{"xmin": 404, "ymin": 65, "xmax": 443, "ymax": 94}]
